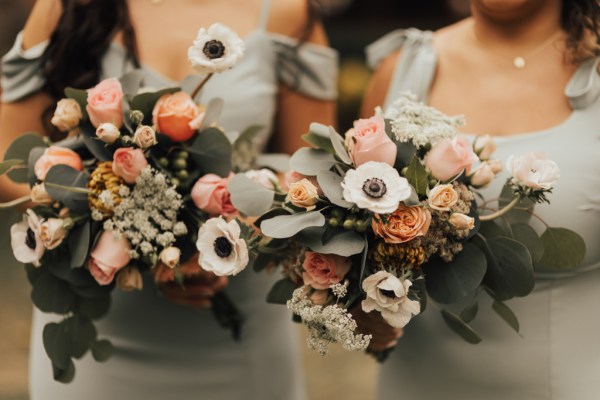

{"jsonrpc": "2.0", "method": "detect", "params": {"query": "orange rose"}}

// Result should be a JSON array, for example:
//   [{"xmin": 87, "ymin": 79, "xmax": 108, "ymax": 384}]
[
  {"xmin": 152, "ymin": 91, "xmax": 204, "ymax": 142},
  {"xmin": 372, "ymin": 205, "xmax": 432, "ymax": 244},
  {"xmin": 34, "ymin": 146, "xmax": 83, "ymax": 180}
]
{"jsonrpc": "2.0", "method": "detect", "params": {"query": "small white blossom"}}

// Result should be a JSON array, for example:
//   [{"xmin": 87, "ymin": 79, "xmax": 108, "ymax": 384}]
[
  {"xmin": 91, "ymin": 209, "xmax": 104, "ymax": 221},
  {"xmin": 330, "ymin": 283, "xmax": 348, "ymax": 299}
]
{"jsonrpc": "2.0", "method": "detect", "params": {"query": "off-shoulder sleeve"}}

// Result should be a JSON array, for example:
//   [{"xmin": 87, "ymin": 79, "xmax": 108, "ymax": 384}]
[
  {"xmin": 1, "ymin": 31, "xmax": 48, "ymax": 103},
  {"xmin": 270, "ymin": 33, "xmax": 338, "ymax": 101},
  {"xmin": 565, "ymin": 56, "xmax": 600, "ymax": 110}
]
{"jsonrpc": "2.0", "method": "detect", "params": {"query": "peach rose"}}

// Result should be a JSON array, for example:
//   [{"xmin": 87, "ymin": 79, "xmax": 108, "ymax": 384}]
[
  {"xmin": 191, "ymin": 173, "xmax": 237, "ymax": 216},
  {"xmin": 448, "ymin": 213, "xmax": 475, "ymax": 230},
  {"xmin": 427, "ymin": 184, "xmax": 458, "ymax": 211},
  {"xmin": 469, "ymin": 162, "xmax": 495, "ymax": 188},
  {"xmin": 34, "ymin": 146, "xmax": 83, "ymax": 180},
  {"xmin": 302, "ymin": 251, "xmax": 351, "ymax": 290},
  {"xmin": 286, "ymin": 178, "xmax": 319, "ymax": 211},
  {"xmin": 86, "ymin": 78, "xmax": 123, "ymax": 128},
  {"xmin": 88, "ymin": 231, "xmax": 131, "ymax": 285},
  {"xmin": 30, "ymin": 183, "xmax": 54, "ymax": 205},
  {"xmin": 372, "ymin": 205, "xmax": 432, "ymax": 244},
  {"xmin": 152, "ymin": 91, "xmax": 204, "ymax": 142},
  {"xmin": 116, "ymin": 266, "xmax": 143, "ymax": 291},
  {"xmin": 51, "ymin": 98, "xmax": 82, "ymax": 132},
  {"xmin": 112, "ymin": 148, "xmax": 148, "ymax": 184},
  {"xmin": 346, "ymin": 115, "xmax": 397, "ymax": 167},
  {"xmin": 424, "ymin": 137, "xmax": 477, "ymax": 182}
]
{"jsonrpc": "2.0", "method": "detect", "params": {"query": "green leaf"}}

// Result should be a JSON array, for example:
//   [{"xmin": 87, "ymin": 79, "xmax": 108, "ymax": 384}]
[
  {"xmin": 478, "ymin": 221, "xmax": 506, "ymax": 238},
  {"xmin": 289, "ymin": 148, "xmax": 336, "ymax": 176},
  {"xmin": 0, "ymin": 159, "xmax": 25, "ymax": 176},
  {"xmin": 498, "ymin": 184, "xmax": 535, "ymax": 223},
  {"xmin": 393, "ymin": 140, "xmax": 417, "ymax": 170},
  {"xmin": 491, "ymin": 300, "xmax": 520, "ymax": 333},
  {"xmin": 297, "ymin": 226, "xmax": 365, "ymax": 256},
  {"xmin": 80, "ymin": 124, "xmax": 112, "ymax": 162},
  {"xmin": 76, "ymin": 295, "xmax": 111, "ymax": 320},
  {"xmin": 255, "ymin": 154, "xmax": 290, "ymax": 172},
  {"xmin": 424, "ymin": 243, "xmax": 487, "ymax": 304},
  {"xmin": 328, "ymin": 126, "xmax": 352, "ymax": 164},
  {"xmin": 253, "ymin": 208, "xmax": 291, "ymax": 228},
  {"xmin": 487, "ymin": 236, "xmax": 534, "ymax": 299},
  {"xmin": 260, "ymin": 211, "xmax": 326, "ymax": 239},
  {"xmin": 252, "ymin": 253, "xmax": 274, "ymax": 272},
  {"xmin": 25, "ymin": 263, "xmax": 45, "ymax": 285},
  {"xmin": 129, "ymin": 87, "xmax": 180, "ymax": 124},
  {"xmin": 228, "ymin": 173, "xmax": 275, "ymax": 216},
  {"xmin": 266, "ymin": 278, "xmax": 296, "ymax": 304},
  {"xmin": 186, "ymin": 127, "xmax": 232, "ymax": 177},
  {"xmin": 68, "ymin": 221, "xmax": 91, "ymax": 269},
  {"xmin": 45, "ymin": 165, "xmax": 89, "ymax": 214},
  {"xmin": 31, "ymin": 272, "xmax": 76, "ymax": 314},
  {"xmin": 440, "ymin": 309, "xmax": 482, "ymax": 344},
  {"xmin": 64, "ymin": 87, "xmax": 89, "ymax": 119},
  {"xmin": 511, "ymin": 223, "xmax": 544, "ymax": 264},
  {"xmin": 234, "ymin": 125, "xmax": 263, "ymax": 147},
  {"xmin": 316, "ymin": 170, "xmax": 354, "ymax": 208},
  {"xmin": 119, "ymin": 69, "xmax": 145, "ymax": 97},
  {"xmin": 4, "ymin": 133, "xmax": 47, "ymax": 183},
  {"xmin": 459, "ymin": 299, "xmax": 479, "ymax": 323},
  {"xmin": 538, "ymin": 227, "xmax": 586, "ymax": 270},
  {"xmin": 199, "ymin": 98, "xmax": 224, "ymax": 130},
  {"xmin": 90, "ymin": 339, "xmax": 114, "ymax": 362},
  {"xmin": 302, "ymin": 123, "xmax": 335, "ymax": 153},
  {"xmin": 27, "ymin": 147, "xmax": 47, "ymax": 186},
  {"xmin": 405, "ymin": 156, "xmax": 429, "ymax": 196},
  {"xmin": 43, "ymin": 322, "xmax": 71, "ymax": 369},
  {"xmin": 64, "ymin": 315, "xmax": 97, "ymax": 358},
  {"xmin": 52, "ymin": 359, "xmax": 76, "ymax": 383}
]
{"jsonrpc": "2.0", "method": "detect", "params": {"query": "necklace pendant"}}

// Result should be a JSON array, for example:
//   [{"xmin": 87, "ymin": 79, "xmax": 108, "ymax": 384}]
[{"xmin": 513, "ymin": 56, "xmax": 526, "ymax": 69}]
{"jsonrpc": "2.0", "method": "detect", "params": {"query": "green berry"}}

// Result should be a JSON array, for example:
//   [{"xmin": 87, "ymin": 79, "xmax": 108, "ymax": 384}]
[
  {"xmin": 178, "ymin": 150, "xmax": 189, "ymax": 159},
  {"xmin": 343, "ymin": 217, "xmax": 356, "ymax": 230},
  {"xmin": 159, "ymin": 157, "xmax": 169, "ymax": 167},
  {"xmin": 173, "ymin": 158, "xmax": 187, "ymax": 170},
  {"xmin": 170, "ymin": 178, "xmax": 180, "ymax": 187},
  {"xmin": 354, "ymin": 219, "xmax": 369, "ymax": 233},
  {"xmin": 331, "ymin": 208, "xmax": 344, "ymax": 219},
  {"xmin": 176, "ymin": 170, "xmax": 189, "ymax": 180},
  {"xmin": 328, "ymin": 218, "xmax": 339, "ymax": 228}
]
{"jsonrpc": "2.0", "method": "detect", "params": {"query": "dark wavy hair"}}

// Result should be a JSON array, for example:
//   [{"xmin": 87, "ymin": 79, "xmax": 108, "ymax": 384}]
[{"xmin": 561, "ymin": 0, "xmax": 600, "ymax": 62}]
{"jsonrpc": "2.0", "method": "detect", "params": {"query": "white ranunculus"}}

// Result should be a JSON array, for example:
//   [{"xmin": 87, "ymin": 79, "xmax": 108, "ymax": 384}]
[
  {"xmin": 10, "ymin": 210, "xmax": 45, "ymax": 266},
  {"xmin": 245, "ymin": 168, "xmax": 279, "ymax": 190},
  {"xmin": 133, "ymin": 125, "xmax": 157, "ymax": 149},
  {"xmin": 39, "ymin": 218, "xmax": 67, "ymax": 250},
  {"xmin": 341, "ymin": 161, "xmax": 411, "ymax": 214},
  {"xmin": 196, "ymin": 217, "xmax": 249, "ymax": 276},
  {"xmin": 159, "ymin": 246, "xmax": 181, "ymax": 269},
  {"xmin": 51, "ymin": 98, "xmax": 82, "ymax": 132},
  {"xmin": 96, "ymin": 122, "xmax": 120, "ymax": 144},
  {"xmin": 361, "ymin": 270, "xmax": 420, "ymax": 328},
  {"xmin": 187, "ymin": 23, "xmax": 245, "ymax": 75},
  {"xmin": 473, "ymin": 134, "xmax": 497, "ymax": 161},
  {"xmin": 506, "ymin": 152, "xmax": 560, "ymax": 190}
]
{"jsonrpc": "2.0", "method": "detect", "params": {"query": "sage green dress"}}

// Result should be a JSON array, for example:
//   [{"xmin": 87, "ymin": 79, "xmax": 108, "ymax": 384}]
[
  {"xmin": 1, "ymin": 1, "xmax": 338, "ymax": 398},
  {"xmin": 367, "ymin": 29, "xmax": 600, "ymax": 400}
]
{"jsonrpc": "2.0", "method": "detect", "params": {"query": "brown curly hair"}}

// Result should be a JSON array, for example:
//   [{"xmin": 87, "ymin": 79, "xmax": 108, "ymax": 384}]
[{"xmin": 561, "ymin": 0, "xmax": 600, "ymax": 62}]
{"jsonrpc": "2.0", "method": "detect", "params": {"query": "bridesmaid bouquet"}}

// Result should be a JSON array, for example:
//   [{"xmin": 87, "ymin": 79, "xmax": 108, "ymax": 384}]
[
  {"xmin": 229, "ymin": 92, "xmax": 586, "ymax": 359},
  {"xmin": 0, "ymin": 23, "xmax": 265, "ymax": 382}
]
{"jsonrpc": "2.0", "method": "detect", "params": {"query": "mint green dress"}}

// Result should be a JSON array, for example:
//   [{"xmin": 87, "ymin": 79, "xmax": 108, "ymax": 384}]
[
  {"xmin": 367, "ymin": 29, "xmax": 600, "ymax": 400},
  {"xmin": 1, "ymin": 1, "xmax": 338, "ymax": 398}
]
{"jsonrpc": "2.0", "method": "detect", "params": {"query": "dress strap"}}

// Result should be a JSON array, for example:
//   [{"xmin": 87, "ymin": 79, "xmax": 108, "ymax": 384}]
[
  {"xmin": 565, "ymin": 56, "xmax": 600, "ymax": 110},
  {"xmin": 258, "ymin": 0, "xmax": 273, "ymax": 31}
]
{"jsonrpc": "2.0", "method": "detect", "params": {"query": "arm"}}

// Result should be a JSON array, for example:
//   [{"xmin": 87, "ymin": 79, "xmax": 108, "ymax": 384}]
[{"xmin": 360, "ymin": 50, "xmax": 400, "ymax": 118}]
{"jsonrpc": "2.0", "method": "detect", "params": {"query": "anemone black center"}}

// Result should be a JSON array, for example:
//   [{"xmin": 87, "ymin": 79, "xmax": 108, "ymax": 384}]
[
  {"xmin": 25, "ymin": 228, "xmax": 37, "ymax": 250},
  {"xmin": 379, "ymin": 289, "xmax": 397, "ymax": 299},
  {"xmin": 362, "ymin": 178, "xmax": 387, "ymax": 199},
  {"xmin": 203, "ymin": 40, "xmax": 226, "ymax": 59},
  {"xmin": 214, "ymin": 236, "xmax": 233, "ymax": 258}
]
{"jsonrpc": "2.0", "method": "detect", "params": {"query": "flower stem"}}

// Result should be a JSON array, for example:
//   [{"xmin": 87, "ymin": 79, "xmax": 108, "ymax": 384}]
[
  {"xmin": 191, "ymin": 73, "xmax": 214, "ymax": 100},
  {"xmin": 0, "ymin": 195, "xmax": 31, "ymax": 209},
  {"xmin": 479, "ymin": 195, "xmax": 521, "ymax": 222}
]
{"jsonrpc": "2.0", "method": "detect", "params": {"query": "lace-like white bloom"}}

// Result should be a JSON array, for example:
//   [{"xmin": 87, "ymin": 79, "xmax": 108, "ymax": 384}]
[
  {"xmin": 361, "ymin": 271, "xmax": 420, "ymax": 328},
  {"xmin": 196, "ymin": 217, "xmax": 249, "ymax": 276},
  {"xmin": 10, "ymin": 210, "xmax": 45, "ymax": 267},
  {"xmin": 288, "ymin": 287, "xmax": 371, "ymax": 356},
  {"xmin": 506, "ymin": 152, "xmax": 560, "ymax": 190},
  {"xmin": 188, "ymin": 23, "xmax": 245, "ymax": 74},
  {"xmin": 384, "ymin": 92, "xmax": 464, "ymax": 148},
  {"xmin": 342, "ymin": 161, "xmax": 411, "ymax": 214}
]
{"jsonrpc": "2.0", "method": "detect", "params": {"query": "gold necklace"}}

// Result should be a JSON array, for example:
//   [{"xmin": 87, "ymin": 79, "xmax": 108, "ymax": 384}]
[
  {"xmin": 471, "ymin": 25, "xmax": 563, "ymax": 70},
  {"xmin": 150, "ymin": 0, "xmax": 162, "ymax": 5}
]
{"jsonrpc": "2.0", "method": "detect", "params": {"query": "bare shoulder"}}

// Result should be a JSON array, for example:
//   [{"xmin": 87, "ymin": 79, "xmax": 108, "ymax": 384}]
[
  {"xmin": 360, "ymin": 49, "xmax": 401, "ymax": 117},
  {"xmin": 22, "ymin": 0, "xmax": 62, "ymax": 50},
  {"xmin": 267, "ymin": 0, "xmax": 328, "ymax": 45}
]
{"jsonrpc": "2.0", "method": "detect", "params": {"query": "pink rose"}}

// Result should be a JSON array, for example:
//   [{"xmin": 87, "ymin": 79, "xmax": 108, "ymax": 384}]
[
  {"xmin": 424, "ymin": 137, "xmax": 477, "ymax": 182},
  {"xmin": 86, "ymin": 78, "xmax": 123, "ymax": 128},
  {"xmin": 88, "ymin": 231, "xmax": 131, "ymax": 285},
  {"xmin": 34, "ymin": 146, "xmax": 83, "ymax": 180},
  {"xmin": 152, "ymin": 91, "xmax": 204, "ymax": 142},
  {"xmin": 112, "ymin": 148, "xmax": 148, "ymax": 184},
  {"xmin": 347, "ymin": 115, "xmax": 397, "ymax": 167},
  {"xmin": 302, "ymin": 251, "xmax": 351, "ymax": 290},
  {"xmin": 191, "ymin": 173, "xmax": 237, "ymax": 216}
]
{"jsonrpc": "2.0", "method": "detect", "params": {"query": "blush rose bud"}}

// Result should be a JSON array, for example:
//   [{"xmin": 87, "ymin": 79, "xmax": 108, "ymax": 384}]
[
  {"xmin": 96, "ymin": 122, "xmax": 121, "ymax": 144},
  {"xmin": 472, "ymin": 134, "xmax": 497, "ymax": 161},
  {"xmin": 133, "ymin": 125, "xmax": 158, "ymax": 149},
  {"xmin": 469, "ymin": 162, "xmax": 496, "ymax": 188},
  {"xmin": 39, "ymin": 218, "xmax": 68, "ymax": 250},
  {"xmin": 448, "ymin": 213, "xmax": 475, "ymax": 230},
  {"xmin": 487, "ymin": 159, "xmax": 503, "ymax": 174},
  {"xmin": 30, "ymin": 183, "xmax": 54, "ymax": 205},
  {"xmin": 51, "ymin": 98, "xmax": 83, "ymax": 132},
  {"xmin": 159, "ymin": 247, "xmax": 181, "ymax": 269},
  {"xmin": 116, "ymin": 266, "xmax": 143, "ymax": 291}
]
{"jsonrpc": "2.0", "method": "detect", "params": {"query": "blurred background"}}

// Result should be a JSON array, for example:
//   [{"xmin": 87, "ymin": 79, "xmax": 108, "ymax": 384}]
[{"xmin": 0, "ymin": 1, "xmax": 468, "ymax": 399}]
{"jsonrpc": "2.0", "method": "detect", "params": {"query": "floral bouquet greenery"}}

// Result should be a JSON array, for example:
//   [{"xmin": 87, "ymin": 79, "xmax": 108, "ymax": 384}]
[
  {"xmin": 0, "ymin": 23, "xmax": 267, "ymax": 382},
  {"xmin": 229, "ymin": 92, "xmax": 586, "ymax": 359}
]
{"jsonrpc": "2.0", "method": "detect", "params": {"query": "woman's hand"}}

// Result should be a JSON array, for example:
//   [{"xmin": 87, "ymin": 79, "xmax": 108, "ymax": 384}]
[
  {"xmin": 159, "ymin": 254, "xmax": 228, "ymax": 310},
  {"xmin": 351, "ymin": 305, "xmax": 404, "ymax": 352}
]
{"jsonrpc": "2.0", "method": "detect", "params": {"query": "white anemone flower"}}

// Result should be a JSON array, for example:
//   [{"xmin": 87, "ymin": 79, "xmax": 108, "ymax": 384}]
[
  {"xmin": 188, "ymin": 23, "xmax": 245, "ymax": 74},
  {"xmin": 196, "ymin": 217, "xmax": 249, "ymax": 276},
  {"xmin": 341, "ymin": 161, "xmax": 411, "ymax": 214},
  {"xmin": 361, "ymin": 270, "xmax": 421, "ymax": 328},
  {"xmin": 10, "ymin": 210, "xmax": 45, "ymax": 266}
]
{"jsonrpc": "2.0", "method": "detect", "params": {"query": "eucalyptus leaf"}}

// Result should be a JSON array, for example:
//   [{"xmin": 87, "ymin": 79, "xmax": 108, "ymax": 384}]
[
  {"xmin": 90, "ymin": 339, "xmax": 114, "ymax": 362},
  {"xmin": 491, "ymin": 300, "xmax": 520, "ymax": 333},
  {"xmin": 511, "ymin": 223, "xmax": 544, "ymax": 264},
  {"xmin": 298, "ymin": 226, "xmax": 365, "ymax": 256},
  {"xmin": 45, "ymin": 165, "xmax": 89, "ymax": 214},
  {"xmin": 260, "ymin": 211, "xmax": 325, "ymax": 239},
  {"xmin": 65, "ymin": 87, "xmax": 89, "ymax": 119},
  {"xmin": 25, "ymin": 263, "xmax": 44, "ymax": 286},
  {"xmin": 28, "ymin": 147, "xmax": 47, "ymax": 186},
  {"xmin": 199, "ymin": 98, "xmax": 224, "ymax": 130},
  {"xmin": 65, "ymin": 315, "xmax": 97, "ymax": 358},
  {"xmin": 405, "ymin": 156, "xmax": 429, "ymax": 195},
  {"xmin": 394, "ymin": 141, "xmax": 417, "ymax": 170},
  {"xmin": 81, "ymin": 124, "xmax": 112, "ymax": 162},
  {"xmin": 129, "ymin": 87, "xmax": 180, "ymax": 124},
  {"xmin": 68, "ymin": 221, "xmax": 91, "ymax": 269},
  {"xmin": 52, "ymin": 359, "xmax": 76, "ymax": 384},
  {"xmin": 186, "ymin": 127, "xmax": 232, "ymax": 177},
  {"xmin": 77, "ymin": 296, "xmax": 111, "ymax": 320},
  {"xmin": 234, "ymin": 125, "xmax": 263, "ymax": 147},
  {"xmin": 302, "ymin": 123, "xmax": 335, "ymax": 153},
  {"xmin": 228, "ymin": 173, "xmax": 274, "ymax": 216},
  {"xmin": 119, "ymin": 69, "xmax": 145, "ymax": 97},
  {"xmin": 253, "ymin": 208, "xmax": 291, "ymax": 228},
  {"xmin": 329, "ymin": 126, "xmax": 351, "ymax": 164},
  {"xmin": 43, "ymin": 322, "xmax": 71, "ymax": 369},
  {"xmin": 478, "ymin": 221, "xmax": 506, "ymax": 239},
  {"xmin": 255, "ymin": 154, "xmax": 290, "ymax": 172},
  {"xmin": 289, "ymin": 148, "xmax": 336, "ymax": 176},
  {"xmin": 538, "ymin": 227, "xmax": 586, "ymax": 270},
  {"xmin": 4, "ymin": 133, "xmax": 47, "ymax": 183},
  {"xmin": 499, "ymin": 184, "xmax": 535, "ymax": 223},
  {"xmin": 316, "ymin": 169, "xmax": 354, "ymax": 208},
  {"xmin": 266, "ymin": 278, "xmax": 296, "ymax": 304},
  {"xmin": 440, "ymin": 309, "xmax": 482, "ymax": 344},
  {"xmin": 460, "ymin": 299, "xmax": 479, "ymax": 323},
  {"xmin": 0, "ymin": 159, "xmax": 25, "ymax": 176},
  {"xmin": 424, "ymin": 243, "xmax": 487, "ymax": 304},
  {"xmin": 252, "ymin": 253, "xmax": 274, "ymax": 272},
  {"xmin": 31, "ymin": 272, "xmax": 76, "ymax": 314}
]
